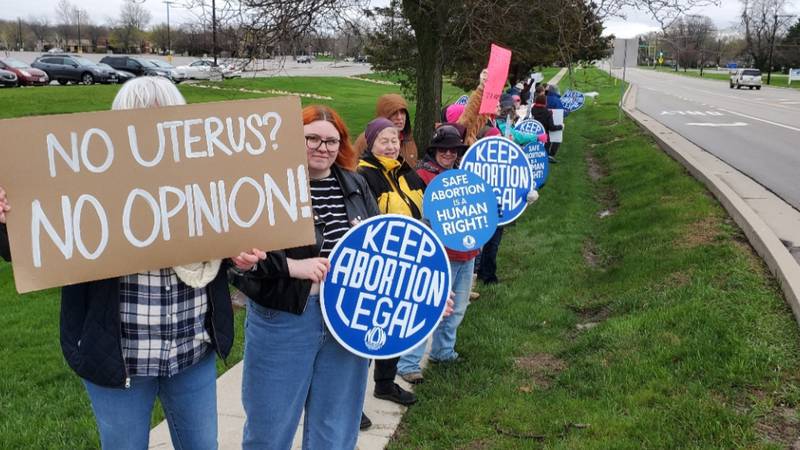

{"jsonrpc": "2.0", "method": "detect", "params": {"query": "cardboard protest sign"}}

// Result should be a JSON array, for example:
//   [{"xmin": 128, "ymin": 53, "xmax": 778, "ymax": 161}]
[
  {"xmin": 550, "ymin": 109, "xmax": 564, "ymax": 143},
  {"xmin": 422, "ymin": 169, "xmax": 498, "ymax": 252},
  {"xmin": 320, "ymin": 214, "xmax": 451, "ymax": 359},
  {"xmin": 455, "ymin": 95, "xmax": 469, "ymax": 106},
  {"xmin": 479, "ymin": 44, "xmax": 512, "ymax": 115},
  {"xmin": 460, "ymin": 136, "xmax": 533, "ymax": 225},
  {"xmin": 0, "ymin": 97, "xmax": 315, "ymax": 293},
  {"xmin": 523, "ymin": 142, "xmax": 549, "ymax": 189}
]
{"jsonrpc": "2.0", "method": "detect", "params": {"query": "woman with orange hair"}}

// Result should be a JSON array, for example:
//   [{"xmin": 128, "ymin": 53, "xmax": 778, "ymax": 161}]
[{"xmin": 231, "ymin": 105, "xmax": 381, "ymax": 449}]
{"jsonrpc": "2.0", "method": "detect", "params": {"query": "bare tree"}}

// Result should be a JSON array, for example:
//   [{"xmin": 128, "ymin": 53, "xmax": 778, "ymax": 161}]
[
  {"xmin": 740, "ymin": 0, "xmax": 792, "ymax": 71},
  {"xmin": 113, "ymin": 0, "xmax": 152, "ymax": 53},
  {"xmin": 27, "ymin": 16, "xmax": 51, "ymax": 50}
]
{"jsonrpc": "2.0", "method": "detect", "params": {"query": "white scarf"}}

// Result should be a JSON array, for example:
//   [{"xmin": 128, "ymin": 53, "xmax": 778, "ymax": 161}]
[{"xmin": 172, "ymin": 260, "xmax": 222, "ymax": 288}]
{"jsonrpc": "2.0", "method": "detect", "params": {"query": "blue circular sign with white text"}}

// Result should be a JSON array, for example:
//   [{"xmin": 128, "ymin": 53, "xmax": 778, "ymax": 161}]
[
  {"xmin": 562, "ymin": 90, "xmax": 585, "ymax": 112},
  {"xmin": 455, "ymin": 95, "xmax": 469, "ymax": 105},
  {"xmin": 514, "ymin": 118, "xmax": 545, "ymax": 138},
  {"xmin": 320, "ymin": 214, "xmax": 452, "ymax": 359},
  {"xmin": 460, "ymin": 136, "xmax": 533, "ymax": 225},
  {"xmin": 423, "ymin": 169, "xmax": 498, "ymax": 252},
  {"xmin": 523, "ymin": 142, "xmax": 549, "ymax": 189}
]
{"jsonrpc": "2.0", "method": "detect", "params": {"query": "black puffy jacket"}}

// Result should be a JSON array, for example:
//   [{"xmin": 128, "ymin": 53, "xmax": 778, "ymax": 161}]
[
  {"xmin": 231, "ymin": 165, "xmax": 380, "ymax": 315},
  {"xmin": 0, "ymin": 223, "xmax": 234, "ymax": 389}
]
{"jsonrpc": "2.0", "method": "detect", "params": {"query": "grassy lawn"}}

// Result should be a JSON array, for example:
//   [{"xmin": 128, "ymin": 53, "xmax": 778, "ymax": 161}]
[
  {"xmin": 0, "ymin": 75, "xmax": 465, "ymax": 448},
  {"xmin": 644, "ymin": 65, "xmax": 799, "ymax": 90},
  {"xmin": 389, "ymin": 69, "xmax": 800, "ymax": 448}
]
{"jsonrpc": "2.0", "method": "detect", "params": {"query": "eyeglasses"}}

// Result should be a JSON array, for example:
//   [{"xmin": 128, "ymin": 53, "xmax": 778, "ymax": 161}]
[{"xmin": 305, "ymin": 135, "xmax": 341, "ymax": 153}]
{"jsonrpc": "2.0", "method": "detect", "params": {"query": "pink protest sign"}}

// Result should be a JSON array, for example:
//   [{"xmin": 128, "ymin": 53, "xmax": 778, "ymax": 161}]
[{"xmin": 479, "ymin": 44, "xmax": 512, "ymax": 115}]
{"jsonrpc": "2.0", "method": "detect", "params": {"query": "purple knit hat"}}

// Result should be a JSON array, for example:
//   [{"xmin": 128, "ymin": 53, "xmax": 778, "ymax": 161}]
[{"xmin": 364, "ymin": 117, "xmax": 395, "ymax": 153}]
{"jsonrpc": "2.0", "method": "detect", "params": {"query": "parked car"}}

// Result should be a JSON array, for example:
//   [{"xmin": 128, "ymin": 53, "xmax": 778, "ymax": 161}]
[
  {"xmin": 296, "ymin": 55, "xmax": 312, "ymax": 64},
  {"xmin": 0, "ymin": 58, "xmax": 49, "ymax": 86},
  {"xmin": 97, "ymin": 63, "xmax": 135, "ymax": 83},
  {"xmin": 31, "ymin": 54, "xmax": 118, "ymax": 85},
  {"xmin": 730, "ymin": 68, "xmax": 762, "ymax": 90},
  {"xmin": 99, "ymin": 56, "xmax": 172, "ymax": 80},
  {"xmin": 148, "ymin": 59, "xmax": 187, "ymax": 83},
  {"xmin": 46, "ymin": 47, "xmax": 64, "ymax": 54},
  {"xmin": 354, "ymin": 55, "xmax": 368, "ymax": 63},
  {"xmin": 0, "ymin": 69, "xmax": 18, "ymax": 87},
  {"xmin": 176, "ymin": 59, "xmax": 239, "ymax": 80}
]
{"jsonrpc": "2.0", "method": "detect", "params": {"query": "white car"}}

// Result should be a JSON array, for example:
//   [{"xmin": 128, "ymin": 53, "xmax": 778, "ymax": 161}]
[
  {"xmin": 149, "ymin": 60, "xmax": 188, "ymax": 83},
  {"xmin": 730, "ymin": 68, "xmax": 762, "ymax": 90},
  {"xmin": 176, "ymin": 59, "xmax": 240, "ymax": 80}
]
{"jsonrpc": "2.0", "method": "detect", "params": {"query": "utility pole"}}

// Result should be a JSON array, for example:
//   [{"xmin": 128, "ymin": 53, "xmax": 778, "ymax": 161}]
[
  {"xmin": 163, "ymin": 1, "xmax": 174, "ymax": 62},
  {"xmin": 17, "ymin": 17, "xmax": 23, "ymax": 51},
  {"xmin": 76, "ymin": 10, "xmax": 82, "ymax": 54},
  {"xmin": 212, "ymin": 0, "xmax": 218, "ymax": 65}
]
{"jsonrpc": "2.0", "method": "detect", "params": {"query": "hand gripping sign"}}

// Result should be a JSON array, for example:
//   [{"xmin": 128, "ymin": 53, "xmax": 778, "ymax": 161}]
[
  {"xmin": 423, "ymin": 169, "xmax": 498, "ymax": 252},
  {"xmin": 460, "ymin": 136, "xmax": 533, "ymax": 225},
  {"xmin": 320, "ymin": 214, "xmax": 452, "ymax": 359},
  {"xmin": 523, "ymin": 142, "xmax": 549, "ymax": 189}
]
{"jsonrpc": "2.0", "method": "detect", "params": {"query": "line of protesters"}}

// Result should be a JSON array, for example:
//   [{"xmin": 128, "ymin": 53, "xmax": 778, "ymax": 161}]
[{"xmin": 0, "ymin": 68, "xmax": 570, "ymax": 449}]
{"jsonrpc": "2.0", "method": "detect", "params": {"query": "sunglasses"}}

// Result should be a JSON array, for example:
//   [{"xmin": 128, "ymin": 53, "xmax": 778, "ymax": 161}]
[{"xmin": 436, "ymin": 147, "xmax": 460, "ymax": 155}]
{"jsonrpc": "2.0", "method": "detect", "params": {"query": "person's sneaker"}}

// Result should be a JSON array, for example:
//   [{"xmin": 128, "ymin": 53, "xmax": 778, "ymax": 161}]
[
  {"xmin": 374, "ymin": 383, "xmax": 417, "ymax": 405},
  {"xmin": 548, "ymin": 156, "xmax": 558, "ymax": 163},
  {"xmin": 400, "ymin": 372, "xmax": 425, "ymax": 385},
  {"xmin": 429, "ymin": 354, "xmax": 463, "ymax": 365},
  {"xmin": 469, "ymin": 291, "xmax": 480, "ymax": 300},
  {"xmin": 360, "ymin": 412, "xmax": 372, "ymax": 430}
]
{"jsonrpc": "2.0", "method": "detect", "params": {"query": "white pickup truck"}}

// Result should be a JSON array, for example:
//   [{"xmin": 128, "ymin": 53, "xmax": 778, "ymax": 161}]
[{"xmin": 730, "ymin": 68, "xmax": 762, "ymax": 90}]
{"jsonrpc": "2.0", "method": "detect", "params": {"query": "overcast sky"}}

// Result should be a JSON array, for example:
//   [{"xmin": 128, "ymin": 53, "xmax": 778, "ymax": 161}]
[{"xmin": 2, "ymin": 1, "xmax": 799, "ymax": 38}]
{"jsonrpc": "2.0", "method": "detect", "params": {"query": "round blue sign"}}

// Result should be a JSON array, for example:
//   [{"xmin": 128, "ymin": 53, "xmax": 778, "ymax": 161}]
[
  {"xmin": 514, "ymin": 119, "xmax": 545, "ymax": 140},
  {"xmin": 460, "ymin": 136, "xmax": 533, "ymax": 225},
  {"xmin": 455, "ymin": 95, "xmax": 469, "ymax": 106},
  {"xmin": 423, "ymin": 169, "xmax": 498, "ymax": 252},
  {"xmin": 562, "ymin": 90, "xmax": 585, "ymax": 112},
  {"xmin": 523, "ymin": 142, "xmax": 549, "ymax": 189},
  {"xmin": 320, "ymin": 214, "xmax": 452, "ymax": 359}
]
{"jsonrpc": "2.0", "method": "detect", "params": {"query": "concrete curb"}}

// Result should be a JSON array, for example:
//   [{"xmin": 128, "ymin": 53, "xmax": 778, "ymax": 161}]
[{"xmin": 621, "ymin": 83, "xmax": 800, "ymax": 326}]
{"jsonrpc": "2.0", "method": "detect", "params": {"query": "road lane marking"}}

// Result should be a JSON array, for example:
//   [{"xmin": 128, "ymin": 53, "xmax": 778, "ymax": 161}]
[
  {"xmin": 686, "ymin": 122, "xmax": 748, "ymax": 127},
  {"xmin": 716, "ymin": 108, "xmax": 800, "ymax": 132}
]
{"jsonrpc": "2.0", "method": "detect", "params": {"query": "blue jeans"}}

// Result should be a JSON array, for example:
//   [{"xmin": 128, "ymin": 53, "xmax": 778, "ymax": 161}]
[
  {"xmin": 398, "ymin": 259, "xmax": 475, "ymax": 374},
  {"xmin": 83, "ymin": 352, "xmax": 218, "ymax": 450},
  {"xmin": 242, "ymin": 296, "xmax": 369, "ymax": 450}
]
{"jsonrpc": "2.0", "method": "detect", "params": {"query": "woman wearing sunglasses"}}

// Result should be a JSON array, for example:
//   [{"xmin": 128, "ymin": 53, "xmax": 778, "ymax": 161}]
[{"xmin": 396, "ymin": 123, "xmax": 477, "ymax": 384}]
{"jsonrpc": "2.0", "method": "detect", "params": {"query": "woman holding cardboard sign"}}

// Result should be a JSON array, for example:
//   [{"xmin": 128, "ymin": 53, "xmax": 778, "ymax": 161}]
[
  {"xmin": 0, "ymin": 77, "xmax": 239, "ymax": 450},
  {"xmin": 230, "ymin": 105, "xmax": 383, "ymax": 450}
]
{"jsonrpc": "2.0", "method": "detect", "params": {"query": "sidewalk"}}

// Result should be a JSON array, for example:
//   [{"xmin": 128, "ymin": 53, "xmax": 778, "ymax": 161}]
[
  {"xmin": 149, "ymin": 67, "xmax": 570, "ymax": 450},
  {"xmin": 148, "ymin": 348, "xmax": 425, "ymax": 449}
]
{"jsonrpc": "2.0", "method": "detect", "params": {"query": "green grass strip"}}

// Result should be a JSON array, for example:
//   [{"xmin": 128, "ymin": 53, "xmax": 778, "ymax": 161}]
[{"xmin": 388, "ymin": 68, "xmax": 800, "ymax": 449}]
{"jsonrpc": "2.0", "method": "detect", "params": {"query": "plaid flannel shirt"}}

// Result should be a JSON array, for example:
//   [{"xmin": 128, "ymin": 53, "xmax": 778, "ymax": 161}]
[{"xmin": 119, "ymin": 269, "xmax": 211, "ymax": 378}]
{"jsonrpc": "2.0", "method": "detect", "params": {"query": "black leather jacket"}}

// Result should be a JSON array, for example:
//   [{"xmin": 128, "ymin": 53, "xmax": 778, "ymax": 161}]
[
  {"xmin": 231, "ymin": 165, "xmax": 380, "ymax": 315},
  {"xmin": 0, "ymin": 223, "xmax": 234, "ymax": 389}
]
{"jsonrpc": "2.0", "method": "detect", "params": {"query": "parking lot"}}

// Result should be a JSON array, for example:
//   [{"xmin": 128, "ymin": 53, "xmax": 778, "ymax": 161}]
[{"xmin": 0, "ymin": 51, "xmax": 373, "ymax": 87}]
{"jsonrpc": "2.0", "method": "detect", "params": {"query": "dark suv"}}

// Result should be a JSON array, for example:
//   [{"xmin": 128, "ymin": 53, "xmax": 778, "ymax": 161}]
[
  {"xmin": 31, "ymin": 54, "xmax": 117, "ymax": 85},
  {"xmin": 99, "ymin": 56, "xmax": 172, "ymax": 80}
]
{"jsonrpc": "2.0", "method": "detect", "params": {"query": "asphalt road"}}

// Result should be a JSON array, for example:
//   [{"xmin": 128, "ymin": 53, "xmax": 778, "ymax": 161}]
[{"xmin": 619, "ymin": 67, "xmax": 800, "ymax": 211}]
